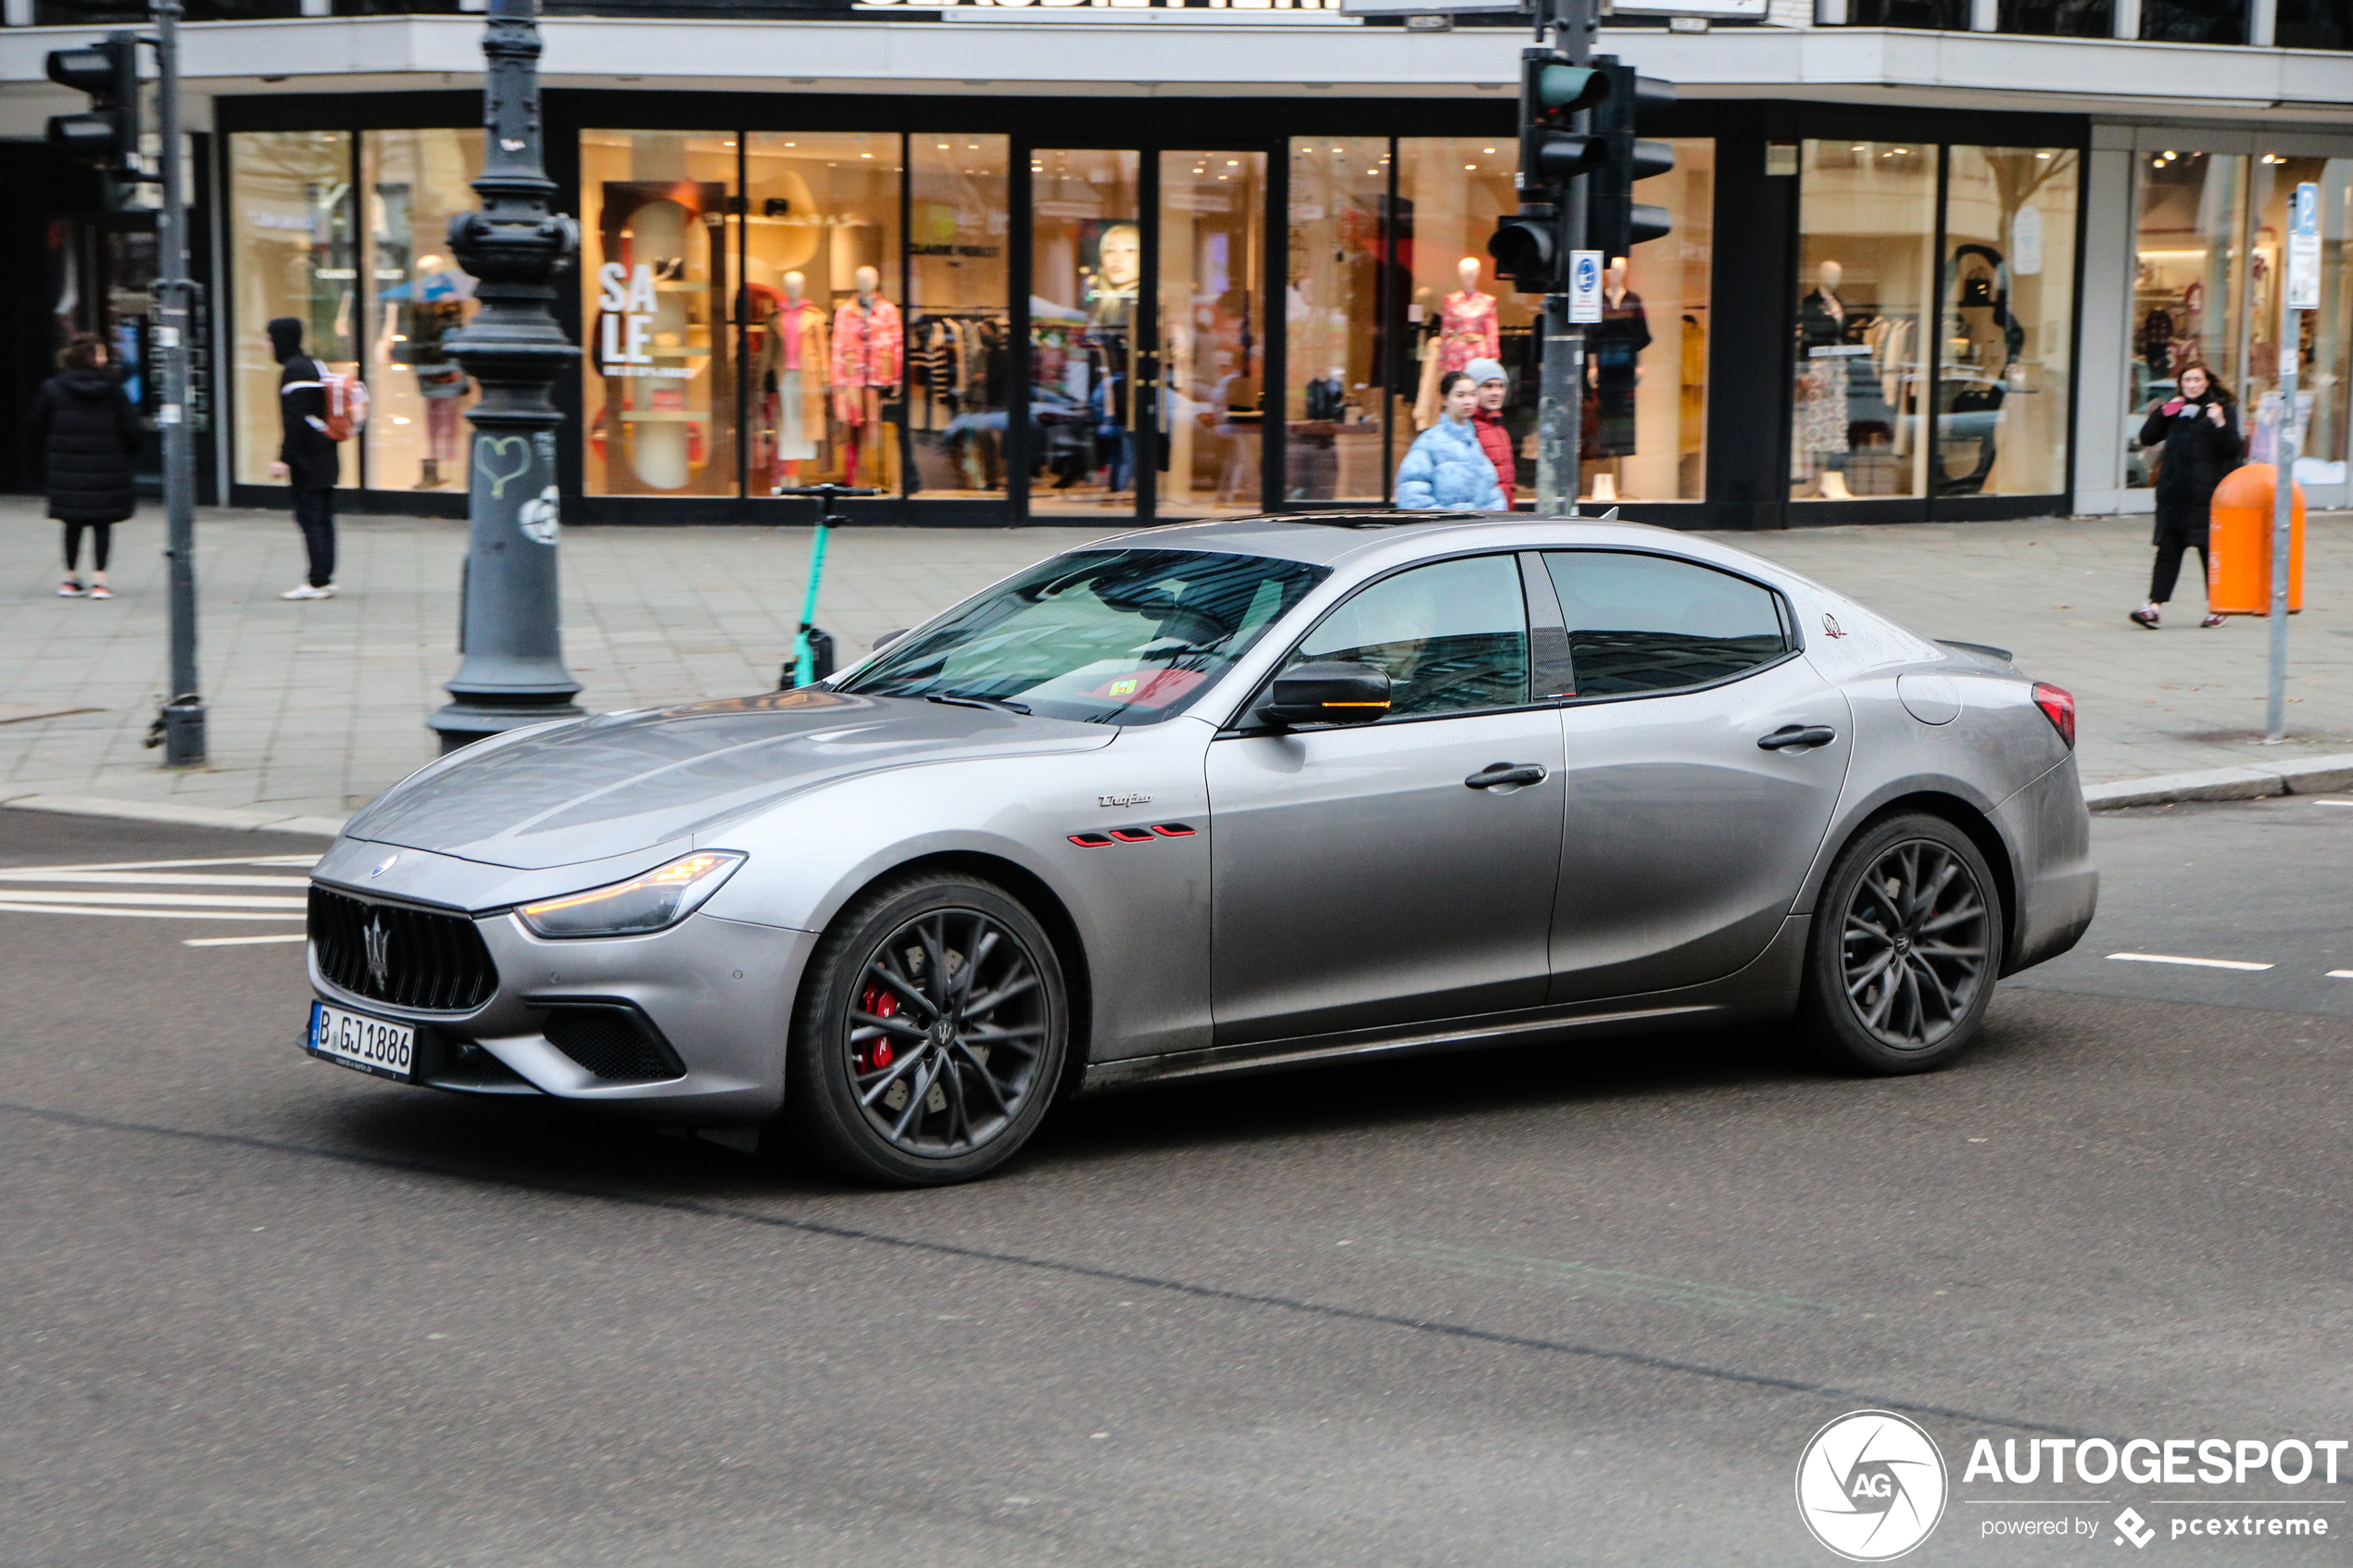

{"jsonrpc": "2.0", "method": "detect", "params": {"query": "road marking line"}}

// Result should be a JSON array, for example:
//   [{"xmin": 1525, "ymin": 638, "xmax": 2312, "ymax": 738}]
[
  {"xmin": 2329, "ymin": 970, "xmax": 2353, "ymax": 980},
  {"xmin": 0, "ymin": 901, "xmax": 304, "ymax": 921},
  {"xmin": 0, "ymin": 889, "xmax": 306, "ymax": 909},
  {"xmin": 2107, "ymin": 952, "xmax": 2275, "ymax": 972},
  {"xmin": 183, "ymin": 934, "xmax": 308, "ymax": 947},
  {"xmin": 2311, "ymin": 799, "xmax": 2353, "ymax": 807},
  {"xmin": 0, "ymin": 871, "xmax": 312, "ymax": 888}
]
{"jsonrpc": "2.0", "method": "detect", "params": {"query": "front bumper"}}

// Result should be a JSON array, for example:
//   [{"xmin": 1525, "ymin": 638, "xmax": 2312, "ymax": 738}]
[{"xmin": 307, "ymin": 872, "xmax": 819, "ymax": 1122}]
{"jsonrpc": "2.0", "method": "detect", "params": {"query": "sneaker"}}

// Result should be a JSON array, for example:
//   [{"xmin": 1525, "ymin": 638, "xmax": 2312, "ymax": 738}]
[
  {"xmin": 2201, "ymin": 611, "xmax": 2225, "ymax": 628},
  {"xmin": 57, "ymin": 579, "xmax": 84, "ymax": 597},
  {"xmin": 282, "ymin": 583, "xmax": 335, "ymax": 600},
  {"xmin": 87, "ymin": 583, "xmax": 113, "ymax": 600},
  {"xmin": 2129, "ymin": 607, "xmax": 2160, "ymax": 630}
]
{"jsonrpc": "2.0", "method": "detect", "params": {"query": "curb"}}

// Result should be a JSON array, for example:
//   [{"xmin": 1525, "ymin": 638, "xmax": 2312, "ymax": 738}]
[
  {"xmin": 2082, "ymin": 753, "xmax": 2353, "ymax": 810},
  {"xmin": 1, "ymin": 794, "xmax": 345, "ymax": 837}
]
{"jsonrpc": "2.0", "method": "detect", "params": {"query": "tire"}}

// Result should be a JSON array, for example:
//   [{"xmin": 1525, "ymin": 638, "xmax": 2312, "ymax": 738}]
[
  {"xmin": 785, "ymin": 872, "xmax": 1069, "ymax": 1186},
  {"xmin": 1796, "ymin": 812, "xmax": 2005, "ymax": 1074}
]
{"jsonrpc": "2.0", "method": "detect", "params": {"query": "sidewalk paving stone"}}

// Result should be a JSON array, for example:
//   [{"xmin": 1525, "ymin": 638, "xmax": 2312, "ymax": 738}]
[{"xmin": 1, "ymin": 499, "xmax": 2345, "ymax": 825}]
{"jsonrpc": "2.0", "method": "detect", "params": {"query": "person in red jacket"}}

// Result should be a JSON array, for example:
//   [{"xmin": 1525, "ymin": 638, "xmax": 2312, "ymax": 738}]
[{"xmin": 1465, "ymin": 357, "xmax": 1516, "ymax": 509}]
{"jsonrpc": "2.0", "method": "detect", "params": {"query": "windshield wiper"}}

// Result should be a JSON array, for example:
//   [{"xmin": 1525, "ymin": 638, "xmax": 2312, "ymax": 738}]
[{"xmin": 926, "ymin": 692, "xmax": 1032, "ymax": 715}]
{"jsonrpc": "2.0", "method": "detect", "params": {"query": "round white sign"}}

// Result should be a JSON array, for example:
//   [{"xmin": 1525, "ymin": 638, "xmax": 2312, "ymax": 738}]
[{"xmin": 1795, "ymin": 1410, "xmax": 1948, "ymax": 1562}]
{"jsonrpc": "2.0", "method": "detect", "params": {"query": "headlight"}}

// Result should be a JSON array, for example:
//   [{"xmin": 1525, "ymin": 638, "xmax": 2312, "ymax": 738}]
[{"xmin": 516, "ymin": 851, "xmax": 744, "ymax": 938}]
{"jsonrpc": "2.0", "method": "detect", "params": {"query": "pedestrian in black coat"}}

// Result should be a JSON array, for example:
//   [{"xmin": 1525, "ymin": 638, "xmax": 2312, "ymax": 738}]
[
  {"xmin": 28, "ymin": 332, "xmax": 142, "ymax": 599},
  {"xmin": 2131, "ymin": 361, "xmax": 2241, "ymax": 630},
  {"xmin": 267, "ymin": 316, "xmax": 343, "ymax": 599}
]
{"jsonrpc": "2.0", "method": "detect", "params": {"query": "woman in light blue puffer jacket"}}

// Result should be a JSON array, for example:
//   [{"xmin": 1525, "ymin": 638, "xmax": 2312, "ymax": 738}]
[{"xmin": 1393, "ymin": 370, "xmax": 1507, "ymax": 510}]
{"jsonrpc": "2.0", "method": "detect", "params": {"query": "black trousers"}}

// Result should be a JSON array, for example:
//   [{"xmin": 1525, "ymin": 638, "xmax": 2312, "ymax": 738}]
[
  {"xmin": 2149, "ymin": 524, "xmax": 2208, "ymax": 605},
  {"xmin": 292, "ymin": 487, "xmax": 335, "ymax": 588},
  {"xmin": 62, "ymin": 521, "xmax": 112, "ymax": 572}
]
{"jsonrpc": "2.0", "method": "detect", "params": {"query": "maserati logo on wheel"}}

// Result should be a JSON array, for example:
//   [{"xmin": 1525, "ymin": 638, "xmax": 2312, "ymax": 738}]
[
  {"xmin": 362, "ymin": 917, "xmax": 393, "ymax": 993},
  {"xmin": 1795, "ymin": 1411, "xmax": 1947, "ymax": 1562}
]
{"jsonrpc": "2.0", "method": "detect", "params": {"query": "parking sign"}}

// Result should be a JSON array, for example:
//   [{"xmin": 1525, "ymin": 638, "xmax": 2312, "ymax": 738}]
[
  {"xmin": 2287, "ymin": 182, "xmax": 2320, "ymax": 313},
  {"xmin": 1568, "ymin": 250, "xmax": 1603, "ymax": 323}
]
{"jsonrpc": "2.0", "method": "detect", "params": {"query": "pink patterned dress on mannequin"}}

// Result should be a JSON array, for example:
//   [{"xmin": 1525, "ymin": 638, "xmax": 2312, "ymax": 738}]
[{"xmin": 1437, "ymin": 291, "xmax": 1499, "ymax": 375}]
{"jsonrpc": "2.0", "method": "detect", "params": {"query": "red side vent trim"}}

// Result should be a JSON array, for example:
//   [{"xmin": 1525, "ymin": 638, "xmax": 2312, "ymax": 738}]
[
  {"xmin": 1151, "ymin": 823, "xmax": 1197, "ymax": 837},
  {"xmin": 1108, "ymin": 828, "xmax": 1158, "ymax": 844},
  {"xmin": 1067, "ymin": 833, "xmax": 1116, "ymax": 847}
]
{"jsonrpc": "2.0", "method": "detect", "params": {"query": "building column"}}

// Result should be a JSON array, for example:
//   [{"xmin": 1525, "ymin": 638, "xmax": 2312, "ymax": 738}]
[
  {"xmin": 2113, "ymin": 0, "xmax": 2141, "ymax": 40},
  {"xmin": 1969, "ymin": 0, "xmax": 1997, "ymax": 30},
  {"xmin": 2072, "ymin": 125, "xmax": 2138, "ymax": 514},
  {"xmin": 2247, "ymin": 0, "xmax": 2277, "ymax": 46}
]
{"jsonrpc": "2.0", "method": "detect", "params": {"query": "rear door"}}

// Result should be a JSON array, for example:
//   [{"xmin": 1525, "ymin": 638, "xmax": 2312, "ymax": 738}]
[{"xmin": 1537, "ymin": 549, "xmax": 1851, "ymax": 1004}]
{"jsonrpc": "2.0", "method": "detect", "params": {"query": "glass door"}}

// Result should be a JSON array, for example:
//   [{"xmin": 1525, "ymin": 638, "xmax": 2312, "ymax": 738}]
[
  {"xmin": 1157, "ymin": 149, "xmax": 1267, "ymax": 519},
  {"xmin": 1027, "ymin": 148, "xmax": 1146, "ymax": 520}
]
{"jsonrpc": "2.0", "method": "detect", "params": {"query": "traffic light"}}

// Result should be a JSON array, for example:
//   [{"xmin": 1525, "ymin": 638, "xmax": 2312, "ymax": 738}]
[
  {"xmin": 46, "ymin": 33, "xmax": 143, "ymax": 182},
  {"xmin": 1587, "ymin": 58, "xmax": 1676, "ymax": 266},
  {"xmin": 1489, "ymin": 47, "xmax": 1610, "ymax": 294}
]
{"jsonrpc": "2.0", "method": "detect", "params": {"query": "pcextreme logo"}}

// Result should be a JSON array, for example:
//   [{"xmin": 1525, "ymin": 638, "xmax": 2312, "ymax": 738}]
[{"xmin": 1797, "ymin": 1411, "xmax": 1950, "ymax": 1562}]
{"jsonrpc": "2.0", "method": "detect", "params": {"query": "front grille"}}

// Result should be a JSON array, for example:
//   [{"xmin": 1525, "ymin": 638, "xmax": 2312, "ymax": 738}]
[
  {"xmin": 309, "ymin": 886, "xmax": 498, "ymax": 1013},
  {"xmin": 543, "ymin": 1005, "xmax": 685, "ymax": 1082}
]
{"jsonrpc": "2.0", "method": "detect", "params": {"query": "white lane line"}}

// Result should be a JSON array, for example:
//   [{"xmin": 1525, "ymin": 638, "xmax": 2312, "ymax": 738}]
[
  {"xmin": 2311, "ymin": 799, "xmax": 2353, "ymax": 807},
  {"xmin": 0, "ymin": 889, "xmax": 305, "ymax": 909},
  {"xmin": 2329, "ymin": 971, "xmax": 2353, "ymax": 980},
  {"xmin": 2107, "ymin": 952, "xmax": 2275, "ymax": 972},
  {"xmin": 0, "ymin": 871, "xmax": 312, "ymax": 888},
  {"xmin": 0, "ymin": 901, "xmax": 304, "ymax": 921},
  {"xmin": 183, "ymin": 933, "xmax": 308, "ymax": 947}
]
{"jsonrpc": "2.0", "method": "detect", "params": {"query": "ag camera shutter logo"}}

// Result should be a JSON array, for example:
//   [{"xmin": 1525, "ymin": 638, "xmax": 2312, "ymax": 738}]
[{"xmin": 1796, "ymin": 1411, "xmax": 1948, "ymax": 1561}]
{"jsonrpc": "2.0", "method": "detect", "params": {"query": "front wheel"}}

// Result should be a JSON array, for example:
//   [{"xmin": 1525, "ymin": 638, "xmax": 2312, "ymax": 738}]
[
  {"xmin": 785, "ymin": 873, "xmax": 1068, "ymax": 1186},
  {"xmin": 1797, "ymin": 813, "xmax": 2004, "ymax": 1073}
]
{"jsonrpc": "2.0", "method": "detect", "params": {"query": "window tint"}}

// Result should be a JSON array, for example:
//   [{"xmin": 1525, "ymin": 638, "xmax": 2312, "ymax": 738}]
[
  {"xmin": 1542, "ymin": 551, "xmax": 1787, "ymax": 696},
  {"xmin": 1286, "ymin": 554, "xmax": 1529, "ymax": 718}
]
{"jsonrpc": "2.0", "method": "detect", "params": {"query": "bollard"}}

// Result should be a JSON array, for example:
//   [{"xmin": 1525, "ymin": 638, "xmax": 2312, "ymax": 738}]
[{"xmin": 2207, "ymin": 463, "xmax": 2304, "ymax": 617}]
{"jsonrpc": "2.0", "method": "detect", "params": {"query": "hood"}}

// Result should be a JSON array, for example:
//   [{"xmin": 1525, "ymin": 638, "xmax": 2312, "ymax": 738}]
[
  {"xmin": 342, "ymin": 689, "xmax": 1117, "ymax": 870},
  {"xmin": 267, "ymin": 317, "xmax": 305, "ymax": 363},
  {"xmin": 55, "ymin": 370, "xmax": 120, "ymax": 399}
]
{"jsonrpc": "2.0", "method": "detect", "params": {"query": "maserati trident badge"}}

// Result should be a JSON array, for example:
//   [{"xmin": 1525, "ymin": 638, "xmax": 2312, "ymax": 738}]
[{"xmin": 363, "ymin": 916, "xmax": 392, "ymax": 993}]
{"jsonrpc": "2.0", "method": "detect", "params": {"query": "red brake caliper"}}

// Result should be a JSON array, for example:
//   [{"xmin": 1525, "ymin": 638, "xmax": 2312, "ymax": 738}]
[{"xmin": 854, "ymin": 985, "xmax": 897, "ymax": 1074}]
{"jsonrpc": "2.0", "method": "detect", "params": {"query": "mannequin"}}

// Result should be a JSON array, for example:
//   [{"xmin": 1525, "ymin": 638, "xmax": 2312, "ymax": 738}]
[
  {"xmin": 1438, "ymin": 256, "xmax": 1500, "ymax": 376},
  {"xmin": 1799, "ymin": 258, "xmax": 1853, "ymax": 500},
  {"xmin": 762, "ymin": 270, "xmax": 830, "ymax": 493},
  {"xmin": 832, "ymin": 263, "xmax": 903, "ymax": 490},
  {"xmin": 1586, "ymin": 256, "xmax": 1651, "ymax": 504},
  {"xmin": 1411, "ymin": 284, "xmax": 1443, "ymax": 430}
]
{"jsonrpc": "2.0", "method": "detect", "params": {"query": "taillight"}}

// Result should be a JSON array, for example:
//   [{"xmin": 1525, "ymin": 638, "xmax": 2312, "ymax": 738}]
[{"xmin": 2032, "ymin": 682, "xmax": 2075, "ymax": 748}]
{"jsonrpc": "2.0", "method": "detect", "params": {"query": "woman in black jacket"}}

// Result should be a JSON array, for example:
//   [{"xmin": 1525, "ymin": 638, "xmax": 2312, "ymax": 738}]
[
  {"xmin": 2131, "ymin": 361, "xmax": 2242, "ymax": 630},
  {"xmin": 28, "ymin": 332, "xmax": 143, "ymax": 599}
]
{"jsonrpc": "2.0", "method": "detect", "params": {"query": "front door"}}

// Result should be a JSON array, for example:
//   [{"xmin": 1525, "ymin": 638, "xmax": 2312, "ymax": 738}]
[
  {"xmin": 1024, "ymin": 147, "xmax": 1267, "ymax": 524},
  {"xmin": 1206, "ymin": 552, "xmax": 1565, "ymax": 1046}
]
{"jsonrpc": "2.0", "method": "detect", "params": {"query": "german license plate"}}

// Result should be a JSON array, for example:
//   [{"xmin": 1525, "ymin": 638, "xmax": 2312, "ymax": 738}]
[{"xmin": 308, "ymin": 999, "xmax": 415, "ymax": 1082}]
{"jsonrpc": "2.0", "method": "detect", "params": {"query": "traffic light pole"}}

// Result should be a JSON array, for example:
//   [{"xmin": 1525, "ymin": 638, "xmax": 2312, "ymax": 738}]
[
  {"xmin": 152, "ymin": 0, "xmax": 203, "ymax": 766},
  {"xmin": 1533, "ymin": 0, "xmax": 1593, "ymax": 517}
]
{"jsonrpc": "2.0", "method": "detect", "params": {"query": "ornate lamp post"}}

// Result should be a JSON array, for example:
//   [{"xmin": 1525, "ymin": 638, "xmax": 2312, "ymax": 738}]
[{"xmin": 428, "ymin": 0, "xmax": 585, "ymax": 753}]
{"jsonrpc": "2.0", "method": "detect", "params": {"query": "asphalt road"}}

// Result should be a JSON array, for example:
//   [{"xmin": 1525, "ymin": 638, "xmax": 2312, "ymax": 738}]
[{"xmin": 2, "ymin": 804, "xmax": 2348, "ymax": 1566}]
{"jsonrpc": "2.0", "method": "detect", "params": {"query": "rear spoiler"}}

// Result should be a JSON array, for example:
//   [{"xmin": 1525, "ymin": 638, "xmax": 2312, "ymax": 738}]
[{"xmin": 1936, "ymin": 638, "xmax": 2014, "ymax": 664}]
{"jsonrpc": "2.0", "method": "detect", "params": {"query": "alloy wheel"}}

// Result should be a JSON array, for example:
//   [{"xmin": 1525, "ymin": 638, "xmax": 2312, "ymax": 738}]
[
  {"xmin": 1839, "ymin": 839, "xmax": 1992, "ymax": 1051},
  {"xmin": 845, "ymin": 908, "xmax": 1050, "ymax": 1158}
]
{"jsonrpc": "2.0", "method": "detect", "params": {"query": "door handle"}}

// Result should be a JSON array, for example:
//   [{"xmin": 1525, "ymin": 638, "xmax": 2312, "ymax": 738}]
[
  {"xmin": 1757, "ymin": 724, "xmax": 1837, "ymax": 751},
  {"xmin": 1466, "ymin": 762, "xmax": 1549, "ymax": 789}
]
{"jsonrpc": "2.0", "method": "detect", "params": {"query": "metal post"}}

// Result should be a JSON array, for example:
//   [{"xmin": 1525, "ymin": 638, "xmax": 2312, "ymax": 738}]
[
  {"xmin": 1533, "ymin": 0, "xmax": 1592, "ymax": 517},
  {"xmin": 153, "ymin": 0, "xmax": 203, "ymax": 765},
  {"xmin": 2264, "ymin": 292, "xmax": 2298, "ymax": 745},
  {"xmin": 427, "ymin": 0, "xmax": 584, "ymax": 753}
]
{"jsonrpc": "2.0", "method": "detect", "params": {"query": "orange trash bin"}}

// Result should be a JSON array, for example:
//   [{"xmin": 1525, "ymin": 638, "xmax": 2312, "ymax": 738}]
[{"xmin": 2207, "ymin": 463, "xmax": 2305, "ymax": 616}]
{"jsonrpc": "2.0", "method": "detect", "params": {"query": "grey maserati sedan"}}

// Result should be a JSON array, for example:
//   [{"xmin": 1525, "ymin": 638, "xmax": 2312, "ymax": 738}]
[{"xmin": 303, "ymin": 514, "xmax": 2095, "ymax": 1185}]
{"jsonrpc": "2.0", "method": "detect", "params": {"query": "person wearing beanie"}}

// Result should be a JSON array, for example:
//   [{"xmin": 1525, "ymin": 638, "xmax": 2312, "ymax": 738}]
[
  {"xmin": 266, "ymin": 317, "xmax": 341, "ymax": 600},
  {"xmin": 1464, "ymin": 357, "xmax": 1516, "ymax": 505}
]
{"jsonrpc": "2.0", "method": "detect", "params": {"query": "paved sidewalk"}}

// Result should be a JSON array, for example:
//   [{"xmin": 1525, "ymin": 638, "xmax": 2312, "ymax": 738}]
[{"xmin": 1, "ymin": 498, "xmax": 2346, "ymax": 824}]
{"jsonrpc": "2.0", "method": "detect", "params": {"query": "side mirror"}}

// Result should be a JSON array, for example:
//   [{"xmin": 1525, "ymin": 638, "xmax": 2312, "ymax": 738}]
[{"xmin": 1257, "ymin": 661, "xmax": 1392, "ymax": 728}]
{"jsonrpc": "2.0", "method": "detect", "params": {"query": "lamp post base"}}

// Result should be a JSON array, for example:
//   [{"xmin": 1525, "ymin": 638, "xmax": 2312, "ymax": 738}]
[{"xmin": 428, "ymin": 697, "xmax": 585, "ymax": 755}]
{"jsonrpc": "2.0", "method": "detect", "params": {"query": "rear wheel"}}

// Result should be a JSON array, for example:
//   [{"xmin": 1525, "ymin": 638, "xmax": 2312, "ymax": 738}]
[
  {"xmin": 1798, "ymin": 813, "xmax": 2003, "ymax": 1073},
  {"xmin": 786, "ymin": 873, "xmax": 1067, "ymax": 1186}
]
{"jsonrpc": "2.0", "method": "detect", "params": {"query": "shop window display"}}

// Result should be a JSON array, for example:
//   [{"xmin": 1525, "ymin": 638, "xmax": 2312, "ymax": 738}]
[
  {"xmin": 1588, "ymin": 138, "xmax": 1713, "ymax": 504},
  {"xmin": 1936, "ymin": 146, "xmax": 2077, "ymax": 497},
  {"xmin": 2229, "ymin": 156, "xmax": 2353, "ymax": 483},
  {"xmin": 742, "ymin": 132, "xmax": 904, "ymax": 495},
  {"xmin": 1029, "ymin": 149, "xmax": 1143, "ymax": 518},
  {"xmin": 1285, "ymin": 139, "xmax": 1387, "ymax": 504},
  {"xmin": 1790, "ymin": 141, "xmax": 1941, "ymax": 500},
  {"xmin": 362, "ymin": 129, "xmax": 484, "ymax": 494},
  {"xmin": 907, "ymin": 136, "xmax": 1011, "ymax": 498},
  {"xmin": 230, "ymin": 131, "xmax": 357, "ymax": 487},
  {"xmin": 2126, "ymin": 150, "xmax": 2245, "ymax": 488},
  {"xmin": 1160, "ymin": 150, "xmax": 1267, "ymax": 519},
  {"xmin": 580, "ymin": 130, "xmax": 736, "ymax": 496}
]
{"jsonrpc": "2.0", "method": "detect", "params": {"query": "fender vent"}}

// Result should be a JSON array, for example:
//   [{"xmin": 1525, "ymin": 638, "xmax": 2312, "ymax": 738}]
[{"xmin": 542, "ymin": 1004, "xmax": 686, "ymax": 1082}]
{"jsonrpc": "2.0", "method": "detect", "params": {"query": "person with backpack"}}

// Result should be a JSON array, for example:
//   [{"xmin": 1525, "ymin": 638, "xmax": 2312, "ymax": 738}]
[
  {"xmin": 2130, "ymin": 360, "xmax": 2240, "ymax": 630},
  {"xmin": 28, "ymin": 332, "xmax": 143, "ymax": 599},
  {"xmin": 266, "ymin": 316, "xmax": 348, "ymax": 600}
]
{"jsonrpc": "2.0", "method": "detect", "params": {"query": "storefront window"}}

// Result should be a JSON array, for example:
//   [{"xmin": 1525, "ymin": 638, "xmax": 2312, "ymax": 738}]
[
  {"xmin": 742, "ymin": 132, "xmax": 903, "ymax": 496},
  {"xmin": 580, "ymin": 130, "xmax": 736, "ymax": 496},
  {"xmin": 1160, "ymin": 150, "xmax": 1267, "ymax": 519},
  {"xmin": 1597, "ymin": 137, "xmax": 1713, "ymax": 504},
  {"xmin": 1028, "ymin": 148, "xmax": 1142, "ymax": 519},
  {"xmin": 1791, "ymin": 140, "xmax": 1941, "ymax": 500},
  {"xmin": 1939, "ymin": 146, "xmax": 2077, "ymax": 497},
  {"xmin": 907, "ymin": 136, "xmax": 1010, "ymax": 498},
  {"xmin": 230, "ymin": 130, "xmax": 357, "ymax": 488},
  {"xmin": 2238, "ymin": 156, "xmax": 2353, "ymax": 483},
  {"xmin": 1285, "ymin": 138, "xmax": 1387, "ymax": 504},
  {"xmin": 1391, "ymin": 138, "xmax": 1529, "ymax": 499},
  {"xmin": 2127, "ymin": 150, "xmax": 2245, "ymax": 488},
  {"xmin": 362, "ymin": 129, "xmax": 483, "ymax": 495}
]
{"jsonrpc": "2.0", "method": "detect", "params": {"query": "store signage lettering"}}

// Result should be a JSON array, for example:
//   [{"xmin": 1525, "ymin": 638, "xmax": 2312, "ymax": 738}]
[{"xmin": 595, "ymin": 261, "xmax": 692, "ymax": 380}]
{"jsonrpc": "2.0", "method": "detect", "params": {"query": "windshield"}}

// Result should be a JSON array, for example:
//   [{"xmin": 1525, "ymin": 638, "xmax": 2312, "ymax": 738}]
[{"xmin": 838, "ymin": 548, "xmax": 1329, "ymax": 725}]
